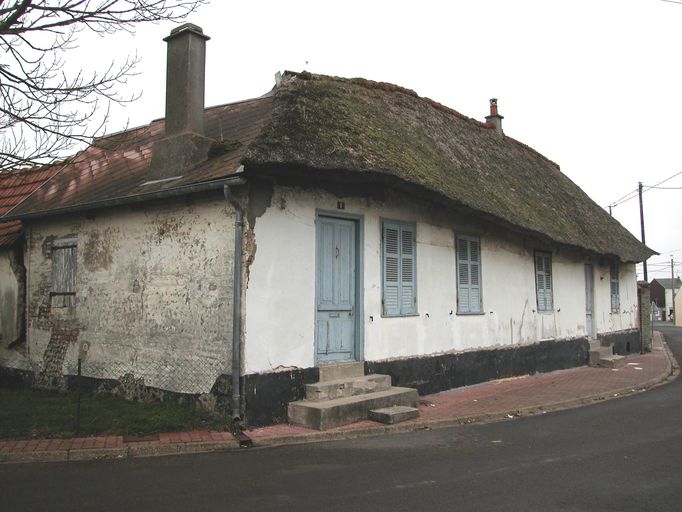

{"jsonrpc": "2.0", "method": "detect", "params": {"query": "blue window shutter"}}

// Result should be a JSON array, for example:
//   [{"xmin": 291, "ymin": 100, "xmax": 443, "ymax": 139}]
[
  {"xmin": 400, "ymin": 224, "xmax": 416, "ymax": 315},
  {"xmin": 457, "ymin": 235, "xmax": 481, "ymax": 313},
  {"xmin": 469, "ymin": 237, "xmax": 481, "ymax": 312},
  {"xmin": 535, "ymin": 252, "xmax": 553, "ymax": 312},
  {"xmin": 610, "ymin": 263, "xmax": 620, "ymax": 312},
  {"xmin": 382, "ymin": 221, "xmax": 417, "ymax": 316},
  {"xmin": 383, "ymin": 222, "xmax": 400, "ymax": 316}
]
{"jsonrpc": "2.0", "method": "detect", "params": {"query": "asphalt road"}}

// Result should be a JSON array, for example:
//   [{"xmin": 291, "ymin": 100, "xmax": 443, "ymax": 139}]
[{"xmin": 2, "ymin": 324, "xmax": 681, "ymax": 512}]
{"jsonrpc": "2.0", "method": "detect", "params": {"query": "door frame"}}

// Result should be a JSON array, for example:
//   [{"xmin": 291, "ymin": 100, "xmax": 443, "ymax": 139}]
[
  {"xmin": 584, "ymin": 263, "xmax": 595, "ymax": 340},
  {"xmin": 314, "ymin": 209, "xmax": 364, "ymax": 364}
]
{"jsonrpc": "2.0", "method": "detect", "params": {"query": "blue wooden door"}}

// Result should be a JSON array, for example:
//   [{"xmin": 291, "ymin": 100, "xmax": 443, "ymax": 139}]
[{"xmin": 316, "ymin": 216, "xmax": 356, "ymax": 363}]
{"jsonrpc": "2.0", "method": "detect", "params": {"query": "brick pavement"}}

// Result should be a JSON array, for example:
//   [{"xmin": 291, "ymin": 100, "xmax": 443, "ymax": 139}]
[{"xmin": 0, "ymin": 332, "xmax": 676, "ymax": 464}]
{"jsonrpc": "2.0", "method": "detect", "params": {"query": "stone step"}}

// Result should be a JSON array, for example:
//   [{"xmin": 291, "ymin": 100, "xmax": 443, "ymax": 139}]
[
  {"xmin": 589, "ymin": 345, "xmax": 615, "ymax": 367},
  {"xmin": 598, "ymin": 354, "xmax": 626, "ymax": 369},
  {"xmin": 288, "ymin": 387, "xmax": 419, "ymax": 430},
  {"xmin": 369, "ymin": 405, "xmax": 420, "ymax": 425},
  {"xmin": 318, "ymin": 362, "xmax": 365, "ymax": 382},
  {"xmin": 306, "ymin": 374, "xmax": 392, "ymax": 401},
  {"xmin": 588, "ymin": 340, "xmax": 602, "ymax": 351}
]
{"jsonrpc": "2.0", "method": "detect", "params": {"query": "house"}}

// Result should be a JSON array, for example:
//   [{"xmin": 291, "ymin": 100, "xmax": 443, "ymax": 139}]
[
  {"xmin": 0, "ymin": 24, "xmax": 654, "ymax": 428},
  {"xmin": 650, "ymin": 278, "xmax": 681, "ymax": 317}
]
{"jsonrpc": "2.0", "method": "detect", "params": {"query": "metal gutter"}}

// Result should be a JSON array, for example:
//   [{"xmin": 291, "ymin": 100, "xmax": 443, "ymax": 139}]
[{"xmin": 1, "ymin": 176, "xmax": 246, "ymax": 222}]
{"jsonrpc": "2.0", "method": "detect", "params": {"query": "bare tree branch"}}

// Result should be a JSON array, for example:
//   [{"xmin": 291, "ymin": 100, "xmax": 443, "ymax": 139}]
[{"xmin": 0, "ymin": 0, "xmax": 207, "ymax": 172}]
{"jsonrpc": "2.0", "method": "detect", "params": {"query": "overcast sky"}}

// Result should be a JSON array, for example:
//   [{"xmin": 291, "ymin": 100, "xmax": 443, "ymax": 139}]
[{"xmin": 74, "ymin": 0, "xmax": 682, "ymax": 279}]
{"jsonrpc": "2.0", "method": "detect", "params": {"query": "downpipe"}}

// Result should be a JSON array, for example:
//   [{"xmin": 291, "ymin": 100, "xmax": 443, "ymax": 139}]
[{"xmin": 223, "ymin": 181, "xmax": 246, "ymax": 424}]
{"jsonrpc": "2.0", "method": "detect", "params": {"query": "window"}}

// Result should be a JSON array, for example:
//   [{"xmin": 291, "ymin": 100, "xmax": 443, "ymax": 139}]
[
  {"xmin": 456, "ymin": 234, "xmax": 482, "ymax": 313},
  {"xmin": 382, "ymin": 220, "xmax": 416, "ymax": 316},
  {"xmin": 610, "ymin": 263, "xmax": 620, "ymax": 313},
  {"xmin": 534, "ymin": 251, "xmax": 553, "ymax": 312},
  {"xmin": 51, "ymin": 238, "xmax": 77, "ymax": 307}
]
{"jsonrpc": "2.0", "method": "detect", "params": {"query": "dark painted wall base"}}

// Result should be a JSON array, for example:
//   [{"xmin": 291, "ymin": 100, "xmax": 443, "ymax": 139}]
[
  {"xmin": 243, "ymin": 367, "xmax": 319, "ymax": 427},
  {"xmin": 597, "ymin": 328, "xmax": 640, "ymax": 355},
  {"xmin": 366, "ymin": 337, "xmax": 589, "ymax": 396}
]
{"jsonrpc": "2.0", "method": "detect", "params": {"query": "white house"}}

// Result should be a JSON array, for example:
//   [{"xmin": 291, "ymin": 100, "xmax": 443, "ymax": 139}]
[{"xmin": 0, "ymin": 24, "xmax": 653, "ymax": 428}]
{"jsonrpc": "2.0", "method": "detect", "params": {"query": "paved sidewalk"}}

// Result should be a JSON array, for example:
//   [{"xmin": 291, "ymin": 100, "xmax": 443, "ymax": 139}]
[{"xmin": 1, "ymin": 332, "xmax": 677, "ymax": 464}]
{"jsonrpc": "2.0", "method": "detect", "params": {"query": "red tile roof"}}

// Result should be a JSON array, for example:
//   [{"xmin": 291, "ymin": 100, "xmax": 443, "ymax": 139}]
[
  {"xmin": 7, "ymin": 94, "xmax": 274, "ymax": 219},
  {"xmin": 0, "ymin": 166, "xmax": 61, "ymax": 247}
]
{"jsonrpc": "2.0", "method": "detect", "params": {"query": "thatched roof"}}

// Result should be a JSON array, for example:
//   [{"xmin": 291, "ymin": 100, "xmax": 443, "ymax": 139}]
[
  {"xmin": 244, "ymin": 72, "xmax": 653, "ymax": 262},
  {"xmin": 3, "ymin": 71, "xmax": 653, "ymax": 262}
]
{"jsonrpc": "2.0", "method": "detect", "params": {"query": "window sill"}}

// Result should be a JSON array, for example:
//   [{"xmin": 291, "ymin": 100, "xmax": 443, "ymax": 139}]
[
  {"xmin": 456, "ymin": 311, "xmax": 485, "ymax": 316},
  {"xmin": 381, "ymin": 313, "xmax": 420, "ymax": 319}
]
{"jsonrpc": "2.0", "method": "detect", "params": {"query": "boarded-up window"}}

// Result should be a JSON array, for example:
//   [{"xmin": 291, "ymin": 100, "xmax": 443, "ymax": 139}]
[
  {"xmin": 382, "ymin": 220, "xmax": 416, "ymax": 316},
  {"xmin": 456, "ymin": 234, "xmax": 482, "ymax": 313},
  {"xmin": 610, "ymin": 263, "xmax": 620, "ymax": 313},
  {"xmin": 51, "ymin": 238, "xmax": 77, "ymax": 307},
  {"xmin": 535, "ymin": 251, "xmax": 553, "ymax": 312}
]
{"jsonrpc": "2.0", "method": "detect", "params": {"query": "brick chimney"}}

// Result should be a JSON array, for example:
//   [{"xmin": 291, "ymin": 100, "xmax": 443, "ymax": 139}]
[
  {"xmin": 485, "ymin": 98, "xmax": 504, "ymax": 135},
  {"xmin": 150, "ymin": 23, "xmax": 213, "ymax": 179}
]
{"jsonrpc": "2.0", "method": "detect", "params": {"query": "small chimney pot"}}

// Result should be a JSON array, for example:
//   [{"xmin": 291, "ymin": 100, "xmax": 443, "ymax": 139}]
[{"xmin": 485, "ymin": 98, "xmax": 504, "ymax": 135}]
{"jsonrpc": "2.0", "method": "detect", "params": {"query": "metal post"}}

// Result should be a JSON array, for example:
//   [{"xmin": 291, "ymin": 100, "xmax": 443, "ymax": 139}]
[
  {"xmin": 75, "ymin": 357, "xmax": 81, "ymax": 436},
  {"xmin": 638, "ymin": 182, "xmax": 648, "ymax": 281},
  {"xmin": 672, "ymin": 257, "xmax": 676, "ymax": 325}
]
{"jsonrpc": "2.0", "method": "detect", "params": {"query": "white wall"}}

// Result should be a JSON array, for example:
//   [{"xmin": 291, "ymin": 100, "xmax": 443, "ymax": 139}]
[
  {"xmin": 12, "ymin": 195, "xmax": 235, "ymax": 394},
  {"xmin": 244, "ymin": 184, "xmax": 638, "ymax": 374}
]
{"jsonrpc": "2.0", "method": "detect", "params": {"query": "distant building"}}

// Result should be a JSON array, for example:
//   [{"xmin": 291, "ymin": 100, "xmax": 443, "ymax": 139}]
[{"xmin": 650, "ymin": 278, "xmax": 681, "ymax": 315}]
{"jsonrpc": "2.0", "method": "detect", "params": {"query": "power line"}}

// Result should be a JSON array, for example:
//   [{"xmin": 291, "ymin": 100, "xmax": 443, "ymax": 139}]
[{"xmin": 607, "ymin": 169, "xmax": 682, "ymax": 209}]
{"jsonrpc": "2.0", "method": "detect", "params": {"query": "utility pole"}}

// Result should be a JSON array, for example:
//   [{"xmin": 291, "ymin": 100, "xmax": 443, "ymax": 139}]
[
  {"xmin": 672, "ymin": 256, "xmax": 676, "ymax": 325},
  {"xmin": 639, "ymin": 182, "xmax": 648, "ymax": 281}
]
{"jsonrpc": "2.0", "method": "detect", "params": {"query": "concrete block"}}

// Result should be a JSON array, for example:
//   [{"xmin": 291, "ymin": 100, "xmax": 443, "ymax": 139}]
[
  {"xmin": 306, "ymin": 374, "xmax": 391, "ymax": 401},
  {"xmin": 317, "ymin": 362, "xmax": 365, "ymax": 382},
  {"xmin": 599, "ymin": 355, "xmax": 626, "ymax": 369},
  {"xmin": 369, "ymin": 405, "xmax": 419, "ymax": 424}
]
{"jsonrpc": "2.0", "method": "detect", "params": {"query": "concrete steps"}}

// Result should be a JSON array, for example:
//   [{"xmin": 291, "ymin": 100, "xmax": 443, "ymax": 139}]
[
  {"xmin": 288, "ymin": 362, "xmax": 420, "ymax": 430},
  {"xmin": 589, "ymin": 341, "xmax": 626, "ymax": 369},
  {"xmin": 306, "ymin": 374, "xmax": 392, "ymax": 401},
  {"xmin": 288, "ymin": 386, "xmax": 419, "ymax": 430}
]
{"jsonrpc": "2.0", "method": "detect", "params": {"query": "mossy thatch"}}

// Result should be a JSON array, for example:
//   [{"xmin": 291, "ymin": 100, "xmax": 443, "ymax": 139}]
[{"xmin": 245, "ymin": 72, "xmax": 653, "ymax": 262}]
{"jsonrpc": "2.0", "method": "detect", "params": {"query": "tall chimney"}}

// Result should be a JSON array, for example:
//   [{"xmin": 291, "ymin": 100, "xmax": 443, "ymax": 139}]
[
  {"xmin": 164, "ymin": 23, "xmax": 210, "ymax": 136},
  {"xmin": 149, "ymin": 23, "xmax": 213, "ymax": 179},
  {"xmin": 485, "ymin": 98, "xmax": 504, "ymax": 135}
]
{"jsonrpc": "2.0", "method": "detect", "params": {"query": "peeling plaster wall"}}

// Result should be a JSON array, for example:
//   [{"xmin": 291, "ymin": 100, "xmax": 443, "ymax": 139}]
[
  {"xmin": 19, "ymin": 194, "xmax": 235, "ymax": 394},
  {"xmin": 244, "ymin": 184, "xmax": 638, "ymax": 374}
]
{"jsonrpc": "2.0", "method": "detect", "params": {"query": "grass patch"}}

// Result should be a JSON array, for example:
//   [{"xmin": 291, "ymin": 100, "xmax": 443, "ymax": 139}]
[{"xmin": 0, "ymin": 389, "xmax": 232, "ymax": 440}]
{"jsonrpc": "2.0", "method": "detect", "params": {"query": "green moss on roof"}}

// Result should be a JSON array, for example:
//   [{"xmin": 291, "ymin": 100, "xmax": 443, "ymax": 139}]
[{"xmin": 245, "ymin": 72, "xmax": 653, "ymax": 262}]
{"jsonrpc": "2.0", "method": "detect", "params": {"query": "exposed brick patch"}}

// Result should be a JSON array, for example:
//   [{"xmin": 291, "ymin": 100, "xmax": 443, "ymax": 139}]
[{"xmin": 35, "ymin": 323, "xmax": 80, "ymax": 390}]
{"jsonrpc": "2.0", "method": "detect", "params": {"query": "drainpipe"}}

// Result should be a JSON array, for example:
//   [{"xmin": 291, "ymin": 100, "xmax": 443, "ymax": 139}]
[{"xmin": 223, "ymin": 180, "xmax": 245, "ymax": 421}]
